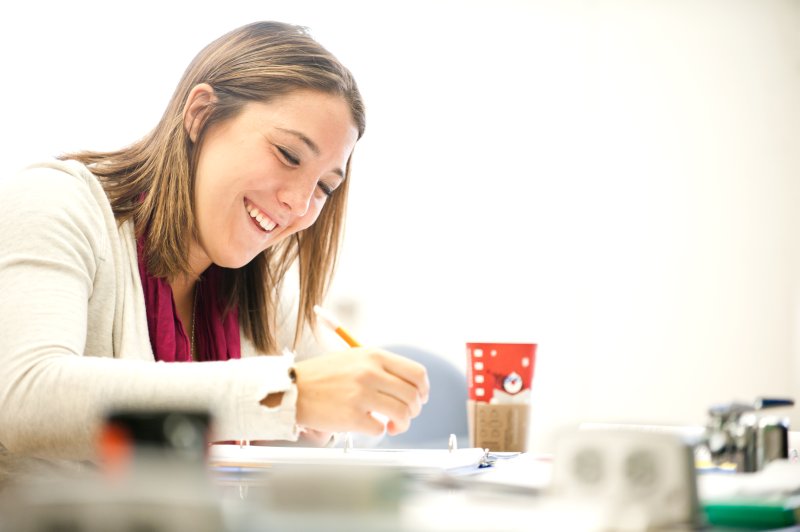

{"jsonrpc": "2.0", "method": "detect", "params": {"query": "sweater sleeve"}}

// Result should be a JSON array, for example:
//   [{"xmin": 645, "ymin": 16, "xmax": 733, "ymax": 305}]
[{"xmin": 0, "ymin": 165, "xmax": 298, "ymax": 462}]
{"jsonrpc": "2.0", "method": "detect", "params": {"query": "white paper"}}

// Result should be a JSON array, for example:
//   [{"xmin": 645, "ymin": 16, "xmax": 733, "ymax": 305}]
[{"xmin": 208, "ymin": 445, "xmax": 487, "ymax": 475}]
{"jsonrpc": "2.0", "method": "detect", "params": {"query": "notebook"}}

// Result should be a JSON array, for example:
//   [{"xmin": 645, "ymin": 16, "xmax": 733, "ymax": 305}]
[{"xmin": 208, "ymin": 444, "xmax": 489, "ymax": 476}]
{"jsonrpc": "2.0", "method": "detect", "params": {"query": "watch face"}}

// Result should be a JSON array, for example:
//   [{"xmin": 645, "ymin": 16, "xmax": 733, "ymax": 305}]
[{"xmin": 503, "ymin": 371, "xmax": 523, "ymax": 394}]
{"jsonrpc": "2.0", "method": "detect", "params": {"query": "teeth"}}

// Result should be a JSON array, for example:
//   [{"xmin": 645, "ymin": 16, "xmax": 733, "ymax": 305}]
[{"xmin": 244, "ymin": 200, "xmax": 277, "ymax": 232}]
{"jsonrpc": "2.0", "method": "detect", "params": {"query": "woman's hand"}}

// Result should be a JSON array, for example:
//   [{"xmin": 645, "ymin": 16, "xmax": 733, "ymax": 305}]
[{"xmin": 293, "ymin": 348, "xmax": 430, "ymax": 437}]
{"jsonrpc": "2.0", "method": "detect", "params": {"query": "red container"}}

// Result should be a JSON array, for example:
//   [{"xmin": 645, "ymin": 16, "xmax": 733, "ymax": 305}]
[{"xmin": 466, "ymin": 343, "xmax": 537, "ymax": 403}]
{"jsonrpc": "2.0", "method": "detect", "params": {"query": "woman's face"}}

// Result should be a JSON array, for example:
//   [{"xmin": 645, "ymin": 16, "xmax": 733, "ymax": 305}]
[{"xmin": 190, "ymin": 89, "xmax": 358, "ymax": 272}]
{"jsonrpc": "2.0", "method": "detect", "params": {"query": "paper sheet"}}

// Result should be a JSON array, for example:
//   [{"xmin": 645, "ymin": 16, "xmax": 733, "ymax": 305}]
[{"xmin": 208, "ymin": 445, "xmax": 488, "ymax": 475}]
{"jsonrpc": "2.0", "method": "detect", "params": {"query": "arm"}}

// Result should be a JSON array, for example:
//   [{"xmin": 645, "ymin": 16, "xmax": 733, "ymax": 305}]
[
  {"xmin": 0, "ymin": 164, "xmax": 428, "ymax": 461},
  {"xmin": 0, "ymin": 166, "xmax": 298, "ymax": 461}
]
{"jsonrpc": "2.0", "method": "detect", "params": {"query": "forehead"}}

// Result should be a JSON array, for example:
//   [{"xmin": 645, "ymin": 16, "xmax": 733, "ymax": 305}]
[{"xmin": 240, "ymin": 90, "xmax": 358, "ymax": 146}]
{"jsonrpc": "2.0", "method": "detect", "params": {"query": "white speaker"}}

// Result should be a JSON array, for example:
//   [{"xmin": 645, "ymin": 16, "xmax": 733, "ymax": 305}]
[{"xmin": 550, "ymin": 427, "xmax": 702, "ymax": 531}]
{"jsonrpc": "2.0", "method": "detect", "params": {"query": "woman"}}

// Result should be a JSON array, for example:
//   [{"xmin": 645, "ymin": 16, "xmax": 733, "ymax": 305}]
[{"xmin": 0, "ymin": 21, "xmax": 428, "ymax": 479}]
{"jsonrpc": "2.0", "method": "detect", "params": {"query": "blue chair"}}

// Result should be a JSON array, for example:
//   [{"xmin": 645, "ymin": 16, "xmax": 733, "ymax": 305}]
[{"xmin": 375, "ymin": 344, "xmax": 469, "ymax": 449}]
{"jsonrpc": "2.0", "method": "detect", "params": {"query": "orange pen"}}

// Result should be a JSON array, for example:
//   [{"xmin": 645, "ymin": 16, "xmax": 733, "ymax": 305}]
[{"xmin": 313, "ymin": 305, "xmax": 361, "ymax": 347}]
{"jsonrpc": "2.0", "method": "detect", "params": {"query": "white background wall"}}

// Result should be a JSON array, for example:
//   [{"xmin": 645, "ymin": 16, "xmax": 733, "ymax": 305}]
[{"xmin": 1, "ymin": 0, "xmax": 798, "ymax": 453}]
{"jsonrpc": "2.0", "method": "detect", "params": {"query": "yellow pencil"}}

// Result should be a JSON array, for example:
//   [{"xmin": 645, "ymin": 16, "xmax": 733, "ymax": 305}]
[{"xmin": 313, "ymin": 305, "xmax": 361, "ymax": 348}]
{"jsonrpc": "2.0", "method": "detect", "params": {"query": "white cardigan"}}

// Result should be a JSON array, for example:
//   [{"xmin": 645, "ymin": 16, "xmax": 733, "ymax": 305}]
[{"xmin": 0, "ymin": 160, "xmax": 306, "ymax": 475}]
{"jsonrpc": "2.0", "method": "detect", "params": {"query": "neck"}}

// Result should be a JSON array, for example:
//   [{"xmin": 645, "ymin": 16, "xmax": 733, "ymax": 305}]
[
  {"xmin": 170, "ymin": 274, "xmax": 199, "ymax": 305},
  {"xmin": 186, "ymin": 239, "xmax": 213, "ymax": 280},
  {"xmin": 172, "ymin": 239, "xmax": 210, "ymax": 360}
]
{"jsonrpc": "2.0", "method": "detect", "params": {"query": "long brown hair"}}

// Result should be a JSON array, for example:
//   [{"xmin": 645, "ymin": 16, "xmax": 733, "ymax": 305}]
[{"xmin": 61, "ymin": 21, "xmax": 366, "ymax": 353}]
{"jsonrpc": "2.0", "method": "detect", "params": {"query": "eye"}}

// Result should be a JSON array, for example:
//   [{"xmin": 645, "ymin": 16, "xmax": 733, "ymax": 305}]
[
  {"xmin": 277, "ymin": 146, "xmax": 300, "ymax": 166},
  {"xmin": 317, "ymin": 182, "xmax": 334, "ymax": 198}
]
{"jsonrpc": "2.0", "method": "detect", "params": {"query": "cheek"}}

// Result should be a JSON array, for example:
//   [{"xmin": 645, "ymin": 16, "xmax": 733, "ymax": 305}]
[{"xmin": 296, "ymin": 197, "xmax": 329, "ymax": 229}]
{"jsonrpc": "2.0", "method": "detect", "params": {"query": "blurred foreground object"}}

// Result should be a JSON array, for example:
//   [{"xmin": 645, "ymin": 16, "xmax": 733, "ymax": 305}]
[
  {"xmin": 219, "ymin": 463, "xmax": 410, "ymax": 532},
  {"xmin": 1, "ymin": 409, "xmax": 223, "ymax": 532},
  {"xmin": 550, "ymin": 427, "xmax": 701, "ymax": 531}
]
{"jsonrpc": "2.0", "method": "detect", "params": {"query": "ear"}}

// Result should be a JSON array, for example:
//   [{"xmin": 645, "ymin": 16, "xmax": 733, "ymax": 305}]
[{"xmin": 183, "ymin": 83, "xmax": 217, "ymax": 143}]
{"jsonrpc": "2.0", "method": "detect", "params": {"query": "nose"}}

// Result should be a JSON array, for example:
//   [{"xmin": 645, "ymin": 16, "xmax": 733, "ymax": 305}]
[{"xmin": 276, "ymin": 174, "xmax": 316, "ymax": 218}]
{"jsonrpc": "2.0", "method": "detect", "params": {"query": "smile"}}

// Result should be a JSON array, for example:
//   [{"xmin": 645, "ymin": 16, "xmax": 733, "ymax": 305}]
[{"xmin": 244, "ymin": 198, "xmax": 278, "ymax": 232}]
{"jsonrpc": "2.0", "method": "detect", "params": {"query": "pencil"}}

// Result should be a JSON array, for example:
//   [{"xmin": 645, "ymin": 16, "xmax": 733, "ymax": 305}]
[{"xmin": 313, "ymin": 305, "xmax": 361, "ymax": 348}]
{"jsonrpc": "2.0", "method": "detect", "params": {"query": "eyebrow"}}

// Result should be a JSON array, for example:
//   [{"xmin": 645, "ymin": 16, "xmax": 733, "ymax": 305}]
[{"xmin": 277, "ymin": 127, "xmax": 345, "ymax": 179}]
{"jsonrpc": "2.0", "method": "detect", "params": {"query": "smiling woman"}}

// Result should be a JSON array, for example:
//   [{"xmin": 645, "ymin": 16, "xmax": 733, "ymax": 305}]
[
  {"xmin": 0, "ymin": 21, "xmax": 428, "ymax": 483},
  {"xmin": 188, "ymin": 89, "xmax": 357, "ymax": 271}
]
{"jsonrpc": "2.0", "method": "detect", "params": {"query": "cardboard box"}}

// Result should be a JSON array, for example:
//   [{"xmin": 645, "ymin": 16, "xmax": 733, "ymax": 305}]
[{"xmin": 467, "ymin": 400, "xmax": 529, "ymax": 452}]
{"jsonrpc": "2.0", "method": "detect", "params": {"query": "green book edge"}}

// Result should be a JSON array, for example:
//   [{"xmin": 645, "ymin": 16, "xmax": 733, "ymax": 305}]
[{"xmin": 703, "ymin": 500, "xmax": 798, "ymax": 528}]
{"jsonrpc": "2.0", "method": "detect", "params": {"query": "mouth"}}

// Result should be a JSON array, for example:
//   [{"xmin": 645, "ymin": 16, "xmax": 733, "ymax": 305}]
[{"xmin": 244, "ymin": 198, "xmax": 278, "ymax": 233}]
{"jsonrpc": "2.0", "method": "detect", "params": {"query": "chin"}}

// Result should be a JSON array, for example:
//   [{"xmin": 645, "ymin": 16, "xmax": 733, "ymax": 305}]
[{"xmin": 212, "ymin": 250, "xmax": 260, "ymax": 270}]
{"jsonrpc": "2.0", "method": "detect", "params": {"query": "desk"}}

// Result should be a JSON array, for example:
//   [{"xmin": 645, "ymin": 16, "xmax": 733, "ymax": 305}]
[
  {"xmin": 213, "ymin": 453, "xmax": 800, "ymax": 532},
  {"xmin": 3, "ymin": 450, "xmax": 799, "ymax": 531},
  {"xmin": 214, "ymin": 454, "xmax": 575, "ymax": 532}
]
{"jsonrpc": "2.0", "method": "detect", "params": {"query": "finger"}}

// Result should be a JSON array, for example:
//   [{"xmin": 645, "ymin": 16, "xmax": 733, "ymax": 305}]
[
  {"xmin": 369, "ymin": 371, "xmax": 423, "ymax": 418},
  {"xmin": 385, "ymin": 419, "xmax": 405, "ymax": 436},
  {"xmin": 374, "ymin": 351, "xmax": 431, "ymax": 402},
  {"xmin": 367, "ymin": 391, "xmax": 415, "ymax": 434},
  {"xmin": 353, "ymin": 411, "xmax": 387, "ymax": 436},
  {"xmin": 384, "ymin": 418, "xmax": 409, "ymax": 437},
  {"xmin": 351, "ymin": 357, "xmax": 422, "ymax": 417}
]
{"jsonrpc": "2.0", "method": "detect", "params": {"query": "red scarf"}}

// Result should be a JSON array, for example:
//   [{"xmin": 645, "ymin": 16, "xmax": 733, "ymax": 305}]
[{"xmin": 136, "ymin": 235, "xmax": 241, "ymax": 362}]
